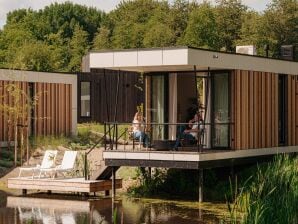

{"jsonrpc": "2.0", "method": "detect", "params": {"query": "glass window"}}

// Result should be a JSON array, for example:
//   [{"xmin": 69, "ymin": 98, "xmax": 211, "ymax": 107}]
[
  {"xmin": 212, "ymin": 73, "xmax": 229, "ymax": 147},
  {"xmin": 151, "ymin": 75, "xmax": 166, "ymax": 140},
  {"xmin": 81, "ymin": 82, "xmax": 91, "ymax": 117}
]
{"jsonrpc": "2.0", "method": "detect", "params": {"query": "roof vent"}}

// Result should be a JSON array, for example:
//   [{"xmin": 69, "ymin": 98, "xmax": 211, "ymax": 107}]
[
  {"xmin": 281, "ymin": 45, "xmax": 295, "ymax": 60},
  {"xmin": 236, "ymin": 45, "xmax": 257, "ymax": 55}
]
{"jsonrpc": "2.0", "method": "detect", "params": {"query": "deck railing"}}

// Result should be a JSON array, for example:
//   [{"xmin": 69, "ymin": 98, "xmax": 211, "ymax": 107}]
[{"xmin": 102, "ymin": 122, "xmax": 233, "ymax": 152}]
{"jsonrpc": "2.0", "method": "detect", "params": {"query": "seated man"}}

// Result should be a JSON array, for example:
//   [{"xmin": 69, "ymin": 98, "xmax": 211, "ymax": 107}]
[
  {"xmin": 173, "ymin": 112, "xmax": 203, "ymax": 150},
  {"xmin": 132, "ymin": 112, "xmax": 150, "ymax": 148}
]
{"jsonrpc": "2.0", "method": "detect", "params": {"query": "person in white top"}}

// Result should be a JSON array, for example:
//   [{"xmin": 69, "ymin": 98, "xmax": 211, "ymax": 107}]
[
  {"xmin": 132, "ymin": 112, "xmax": 149, "ymax": 147},
  {"xmin": 173, "ymin": 112, "xmax": 203, "ymax": 150}
]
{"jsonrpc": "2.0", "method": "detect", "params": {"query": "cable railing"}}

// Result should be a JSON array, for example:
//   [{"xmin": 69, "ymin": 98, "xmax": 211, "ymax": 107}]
[{"xmin": 103, "ymin": 122, "xmax": 234, "ymax": 153}]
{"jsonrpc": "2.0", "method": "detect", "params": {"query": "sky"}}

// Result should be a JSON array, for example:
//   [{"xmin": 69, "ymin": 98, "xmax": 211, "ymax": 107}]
[{"xmin": 0, "ymin": 0, "xmax": 272, "ymax": 29}]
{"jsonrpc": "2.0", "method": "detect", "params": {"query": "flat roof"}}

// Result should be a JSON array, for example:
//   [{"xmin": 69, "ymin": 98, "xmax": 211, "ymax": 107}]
[{"xmin": 85, "ymin": 46, "xmax": 298, "ymax": 74}]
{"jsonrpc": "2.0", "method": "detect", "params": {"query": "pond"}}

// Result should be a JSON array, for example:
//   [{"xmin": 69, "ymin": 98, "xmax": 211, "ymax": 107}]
[{"xmin": 0, "ymin": 192, "xmax": 227, "ymax": 224}]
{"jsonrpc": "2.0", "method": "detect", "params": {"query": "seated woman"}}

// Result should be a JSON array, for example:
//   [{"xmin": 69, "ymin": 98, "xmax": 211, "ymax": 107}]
[
  {"xmin": 173, "ymin": 112, "xmax": 203, "ymax": 150},
  {"xmin": 132, "ymin": 112, "xmax": 149, "ymax": 148}
]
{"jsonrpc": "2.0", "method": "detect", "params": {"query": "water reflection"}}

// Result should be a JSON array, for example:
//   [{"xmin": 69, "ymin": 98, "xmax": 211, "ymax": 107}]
[{"xmin": 2, "ymin": 195, "xmax": 223, "ymax": 224}]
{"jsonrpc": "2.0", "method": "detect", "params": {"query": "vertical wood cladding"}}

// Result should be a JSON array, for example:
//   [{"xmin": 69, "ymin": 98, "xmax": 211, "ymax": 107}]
[
  {"xmin": 0, "ymin": 81, "xmax": 29, "ymax": 141},
  {"xmin": 232, "ymin": 71, "xmax": 298, "ymax": 149},
  {"xmin": 0, "ymin": 81, "xmax": 72, "ymax": 141},
  {"xmin": 231, "ymin": 70, "xmax": 279, "ymax": 149},
  {"xmin": 78, "ymin": 69, "xmax": 145, "ymax": 123},
  {"xmin": 34, "ymin": 83, "xmax": 72, "ymax": 136}
]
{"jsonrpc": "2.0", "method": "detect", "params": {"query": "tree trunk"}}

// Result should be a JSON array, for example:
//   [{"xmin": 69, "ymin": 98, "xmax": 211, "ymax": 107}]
[
  {"xmin": 26, "ymin": 126, "xmax": 29, "ymax": 165},
  {"xmin": 14, "ymin": 123, "xmax": 17, "ymax": 167},
  {"xmin": 20, "ymin": 127, "xmax": 24, "ymax": 166}
]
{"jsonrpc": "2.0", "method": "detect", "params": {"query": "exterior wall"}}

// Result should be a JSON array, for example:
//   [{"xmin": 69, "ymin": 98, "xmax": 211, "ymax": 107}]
[
  {"xmin": 230, "ymin": 70, "xmax": 298, "ymax": 150},
  {"xmin": 0, "ymin": 81, "xmax": 29, "ymax": 142},
  {"xmin": 34, "ymin": 83, "xmax": 72, "ymax": 136},
  {"xmin": 231, "ymin": 70, "xmax": 279, "ymax": 149},
  {"xmin": 78, "ymin": 69, "xmax": 144, "ymax": 123},
  {"xmin": 0, "ymin": 69, "xmax": 77, "ymax": 141}
]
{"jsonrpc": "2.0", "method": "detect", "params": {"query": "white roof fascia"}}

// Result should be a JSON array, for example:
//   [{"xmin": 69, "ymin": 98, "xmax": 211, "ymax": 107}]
[
  {"xmin": 89, "ymin": 48, "xmax": 189, "ymax": 69},
  {"xmin": 88, "ymin": 47, "xmax": 298, "ymax": 75},
  {"xmin": 188, "ymin": 48, "xmax": 298, "ymax": 75}
]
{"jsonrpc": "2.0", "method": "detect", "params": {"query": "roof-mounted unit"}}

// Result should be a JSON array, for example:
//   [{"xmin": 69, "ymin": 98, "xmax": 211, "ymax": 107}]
[
  {"xmin": 281, "ymin": 45, "xmax": 295, "ymax": 61},
  {"xmin": 236, "ymin": 45, "xmax": 257, "ymax": 56}
]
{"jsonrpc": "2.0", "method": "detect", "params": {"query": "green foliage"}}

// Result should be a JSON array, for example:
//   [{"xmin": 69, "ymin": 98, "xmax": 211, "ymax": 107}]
[
  {"xmin": 225, "ymin": 155, "xmax": 298, "ymax": 224},
  {"xmin": 0, "ymin": 160, "xmax": 14, "ymax": 168},
  {"xmin": 215, "ymin": 0, "xmax": 248, "ymax": 51},
  {"xmin": 0, "ymin": 2, "xmax": 103, "ymax": 71},
  {"xmin": 260, "ymin": 0, "xmax": 298, "ymax": 58},
  {"xmin": 182, "ymin": 2, "xmax": 220, "ymax": 49},
  {"xmin": 30, "ymin": 135, "xmax": 72, "ymax": 149}
]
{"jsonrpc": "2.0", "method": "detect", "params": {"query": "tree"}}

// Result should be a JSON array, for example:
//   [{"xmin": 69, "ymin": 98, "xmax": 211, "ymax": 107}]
[
  {"xmin": 237, "ymin": 11, "xmax": 262, "ymax": 46},
  {"xmin": 108, "ymin": 0, "xmax": 167, "ymax": 48},
  {"xmin": 0, "ymin": 2, "xmax": 103, "ymax": 71},
  {"xmin": 215, "ymin": 0, "xmax": 247, "ymax": 51},
  {"xmin": 68, "ymin": 25, "xmax": 89, "ymax": 72},
  {"xmin": 7, "ymin": 42, "xmax": 57, "ymax": 71},
  {"xmin": 0, "ymin": 80, "xmax": 40, "ymax": 166},
  {"xmin": 260, "ymin": 0, "xmax": 298, "ymax": 58},
  {"xmin": 143, "ymin": 2, "xmax": 175, "ymax": 47},
  {"xmin": 169, "ymin": 0, "xmax": 190, "ymax": 44},
  {"xmin": 182, "ymin": 2, "xmax": 220, "ymax": 49},
  {"xmin": 93, "ymin": 26, "xmax": 111, "ymax": 50}
]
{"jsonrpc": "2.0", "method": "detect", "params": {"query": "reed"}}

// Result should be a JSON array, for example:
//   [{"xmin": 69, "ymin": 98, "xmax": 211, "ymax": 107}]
[{"xmin": 226, "ymin": 155, "xmax": 298, "ymax": 224}]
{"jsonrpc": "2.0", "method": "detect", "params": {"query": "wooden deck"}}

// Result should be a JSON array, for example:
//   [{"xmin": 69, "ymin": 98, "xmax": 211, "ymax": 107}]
[{"xmin": 7, "ymin": 177, "xmax": 122, "ymax": 193}]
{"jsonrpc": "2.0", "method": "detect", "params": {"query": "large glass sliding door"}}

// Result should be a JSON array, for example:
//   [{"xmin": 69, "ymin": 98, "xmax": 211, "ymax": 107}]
[
  {"xmin": 212, "ymin": 72, "xmax": 230, "ymax": 148},
  {"xmin": 151, "ymin": 74, "xmax": 168, "ymax": 140}
]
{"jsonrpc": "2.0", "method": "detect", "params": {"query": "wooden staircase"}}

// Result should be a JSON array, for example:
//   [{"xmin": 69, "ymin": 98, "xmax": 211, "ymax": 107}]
[{"xmin": 90, "ymin": 165, "xmax": 120, "ymax": 180}]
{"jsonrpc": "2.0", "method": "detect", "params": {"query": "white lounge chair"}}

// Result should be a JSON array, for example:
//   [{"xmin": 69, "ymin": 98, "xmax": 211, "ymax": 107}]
[
  {"xmin": 18, "ymin": 150, "xmax": 58, "ymax": 178},
  {"xmin": 40, "ymin": 151, "xmax": 77, "ymax": 179}
]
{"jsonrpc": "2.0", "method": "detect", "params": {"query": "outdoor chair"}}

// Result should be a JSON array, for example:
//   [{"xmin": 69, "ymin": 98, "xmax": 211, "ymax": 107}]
[
  {"xmin": 18, "ymin": 150, "xmax": 58, "ymax": 178},
  {"xmin": 39, "ymin": 150, "xmax": 78, "ymax": 179}
]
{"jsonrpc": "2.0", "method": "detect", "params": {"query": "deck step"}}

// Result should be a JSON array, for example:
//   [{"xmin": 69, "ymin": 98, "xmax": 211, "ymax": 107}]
[{"xmin": 90, "ymin": 166, "xmax": 120, "ymax": 180}]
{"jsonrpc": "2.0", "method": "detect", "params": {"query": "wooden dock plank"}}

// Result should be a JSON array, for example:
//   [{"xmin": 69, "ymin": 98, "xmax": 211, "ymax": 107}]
[{"xmin": 7, "ymin": 178, "xmax": 122, "ymax": 193}]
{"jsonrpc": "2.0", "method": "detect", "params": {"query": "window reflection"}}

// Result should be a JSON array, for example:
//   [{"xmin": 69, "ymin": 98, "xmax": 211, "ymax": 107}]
[
  {"xmin": 213, "ymin": 73, "xmax": 229, "ymax": 148},
  {"xmin": 81, "ymin": 82, "xmax": 91, "ymax": 117}
]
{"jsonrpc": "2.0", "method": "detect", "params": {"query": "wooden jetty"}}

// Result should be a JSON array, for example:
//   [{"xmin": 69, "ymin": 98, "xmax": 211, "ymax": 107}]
[{"xmin": 7, "ymin": 177, "xmax": 122, "ymax": 194}]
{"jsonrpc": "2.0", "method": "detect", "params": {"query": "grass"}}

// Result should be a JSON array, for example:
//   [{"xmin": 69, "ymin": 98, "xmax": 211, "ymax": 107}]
[
  {"xmin": 117, "ymin": 167, "xmax": 138, "ymax": 181},
  {"xmin": 226, "ymin": 155, "xmax": 298, "ymax": 224},
  {"xmin": 30, "ymin": 135, "xmax": 72, "ymax": 149}
]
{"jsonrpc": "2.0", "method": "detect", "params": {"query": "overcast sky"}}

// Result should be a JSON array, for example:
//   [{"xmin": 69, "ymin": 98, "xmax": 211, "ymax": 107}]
[{"xmin": 0, "ymin": 0, "xmax": 271, "ymax": 29}]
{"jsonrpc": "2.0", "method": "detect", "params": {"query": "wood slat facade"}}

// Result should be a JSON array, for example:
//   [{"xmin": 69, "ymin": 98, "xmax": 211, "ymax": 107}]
[
  {"xmin": 0, "ymin": 81, "xmax": 29, "ymax": 142},
  {"xmin": 0, "ymin": 81, "xmax": 73, "ymax": 141},
  {"xmin": 34, "ymin": 82, "xmax": 72, "ymax": 136},
  {"xmin": 231, "ymin": 70, "xmax": 298, "ymax": 150}
]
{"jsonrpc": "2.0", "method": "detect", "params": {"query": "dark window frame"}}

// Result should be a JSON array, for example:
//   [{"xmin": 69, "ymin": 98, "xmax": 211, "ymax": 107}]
[
  {"xmin": 80, "ymin": 81, "xmax": 92, "ymax": 118},
  {"xmin": 278, "ymin": 74, "xmax": 287, "ymax": 146},
  {"xmin": 210, "ymin": 71, "xmax": 231, "ymax": 149}
]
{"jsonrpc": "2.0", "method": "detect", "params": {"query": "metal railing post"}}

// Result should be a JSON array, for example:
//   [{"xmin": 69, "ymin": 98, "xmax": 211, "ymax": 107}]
[
  {"xmin": 115, "ymin": 123, "xmax": 118, "ymax": 150},
  {"xmin": 104, "ymin": 122, "xmax": 107, "ymax": 151}
]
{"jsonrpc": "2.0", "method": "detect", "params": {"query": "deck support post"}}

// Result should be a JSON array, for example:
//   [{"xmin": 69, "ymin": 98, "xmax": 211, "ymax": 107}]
[
  {"xmin": 148, "ymin": 167, "xmax": 152, "ymax": 181},
  {"xmin": 22, "ymin": 189, "xmax": 27, "ymax": 195},
  {"xmin": 112, "ymin": 167, "xmax": 116, "ymax": 198},
  {"xmin": 198, "ymin": 169, "xmax": 203, "ymax": 203}
]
